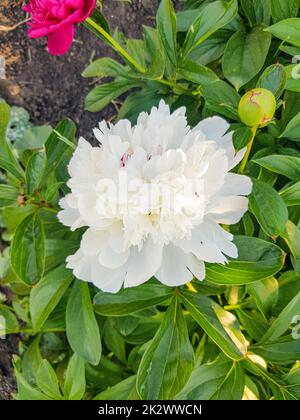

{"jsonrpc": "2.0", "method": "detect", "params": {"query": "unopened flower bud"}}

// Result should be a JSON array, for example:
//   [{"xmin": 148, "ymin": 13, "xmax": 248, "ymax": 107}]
[{"xmin": 238, "ymin": 88, "xmax": 276, "ymax": 127}]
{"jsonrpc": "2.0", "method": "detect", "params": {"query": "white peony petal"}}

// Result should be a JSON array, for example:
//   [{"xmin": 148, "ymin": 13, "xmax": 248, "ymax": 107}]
[
  {"xmin": 156, "ymin": 245, "xmax": 193, "ymax": 286},
  {"xmin": 124, "ymin": 240, "xmax": 163, "ymax": 288},
  {"xmin": 193, "ymin": 116, "xmax": 229, "ymax": 140},
  {"xmin": 57, "ymin": 196, "xmax": 84, "ymax": 231},
  {"xmin": 220, "ymin": 173, "xmax": 253, "ymax": 196},
  {"xmin": 209, "ymin": 196, "xmax": 249, "ymax": 225},
  {"xmin": 80, "ymin": 228, "xmax": 107, "ymax": 256},
  {"xmin": 99, "ymin": 246, "xmax": 130, "ymax": 269},
  {"xmin": 187, "ymin": 254, "xmax": 205, "ymax": 281},
  {"xmin": 60, "ymin": 100, "xmax": 252, "ymax": 293},
  {"xmin": 90, "ymin": 262, "xmax": 126, "ymax": 293}
]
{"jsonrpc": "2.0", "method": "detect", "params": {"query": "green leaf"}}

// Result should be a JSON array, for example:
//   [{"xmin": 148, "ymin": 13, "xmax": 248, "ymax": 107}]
[
  {"xmin": 270, "ymin": 0, "xmax": 299, "ymax": 24},
  {"xmin": 257, "ymin": 64, "xmax": 287, "ymax": 99},
  {"xmin": 82, "ymin": 57, "xmax": 129, "ymax": 78},
  {"xmin": 236, "ymin": 309, "xmax": 268, "ymax": 341},
  {"xmin": 93, "ymin": 375, "xmax": 138, "ymax": 400},
  {"xmin": 182, "ymin": 0, "xmax": 238, "ymax": 58},
  {"xmin": 176, "ymin": 355, "xmax": 245, "ymax": 400},
  {"xmin": 136, "ymin": 294, "xmax": 194, "ymax": 399},
  {"xmin": 30, "ymin": 265, "xmax": 73, "ymax": 332},
  {"xmin": 0, "ymin": 184, "xmax": 19, "ymax": 208},
  {"xmin": 118, "ymin": 90, "xmax": 162, "ymax": 123},
  {"xmin": 252, "ymin": 336, "xmax": 300, "ymax": 364},
  {"xmin": 45, "ymin": 119, "xmax": 76, "ymax": 179},
  {"xmin": 240, "ymin": 0, "xmax": 271, "ymax": 26},
  {"xmin": 44, "ymin": 239, "xmax": 78, "ymax": 272},
  {"xmin": 66, "ymin": 281, "xmax": 101, "ymax": 365},
  {"xmin": 178, "ymin": 61, "xmax": 219, "ymax": 85},
  {"xmin": 281, "ymin": 91, "xmax": 300, "ymax": 127},
  {"xmin": 180, "ymin": 290, "xmax": 247, "ymax": 360},
  {"xmin": 222, "ymin": 26, "xmax": 271, "ymax": 91},
  {"xmin": 26, "ymin": 152, "xmax": 47, "ymax": 194},
  {"xmin": 36, "ymin": 359, "xmax": 62, "ymax": 399},
  {"xmin": 280, "ymin": 181, "xmax": 300, "ymax": 206},
  {"xmin": 283, "ymin": 364, "xmax": 300, "ymax": 399},
  {"xmin": 202, "ymin": 80, "xmax": 240, "ymax": 120},
  {"xmin": 94, "ymin": 283, "xmax": 173, "ymax": 316},
  {"xmin": 273, "ymin": 271, "xmax": 300, "ymax": 315},
  {"xmin": 125, "ymin": 39, "xmax": 147, "ymax": 69},
  {"xmin": 83, "ymin": 9, "xmax": 110, "ymax": 41},
  {"xmin": 280, "ymin": 112, "xmax": 300, "ymax": 141},
  {"xmin": 282, "ymin": 221, "xmax": 300, "ymax": 273},
  {"xmin": 11, "ymin": 213, "xmax": 45, "ymax": 285},
  {"xmin": 247, "ymin": 277, "xmax": 279, "ymax": 319},
  {"xmin": 267, "ymin": 18, "xmax": 300, "ymax": 47},
  {"xmin": 156, "ymin": 0, "xmax": 177, "ymax": 67},
  {"xmin": 63, "ymin": 353, "xmax": 86, "ymax": 400},
  {"xmin": 0, "ymin": 307, "xmax": 19, "ymax": 335},
  {"xmin": 85, "ymin": 80, "xmax": 139, "ymax": 112},
  {"xmin": 0, "ymin": 100, "xmax": 25, "ymax": 181},
  {"xmin": 143, "ymin": 26, "xmax": 165, "ymax": 79},
  {"xmin": 189, "ymin": 30, "xmax": 229, "ymax": 66},
  {"xmin": 285, "ymin": 64, "xmax": 300, "ymax": 93},
  {"xmin": 15, "ymin": 370, "xmax": 51, "ymax": 400},
  {"xmin": 249, "ymin": 179, "xmax": 288, "ymax": 236},
  {"xmin": 103, "ymin": 319, "xmax": 126, "ymax": 364},
  {"xmin": 205, "ymin": 236, "xmax": 285, "ymax": 285},
  {"xmin": 21, "ymin": 337, "xmax": 43, "ymax": 386},
  {"xmin": 259, "ymin": 289, "xmax": 300, "ymax": 344},
  {"xmin": 254, "ymin": 155, "xmax": 300, "ymax": 180},
  {"xmin": 0, "ymin": 99, "xmax": 11, "ymax": 141},
  {"xmin": 233, "ymin": 126, "xmax": 253, "ymax": 150}
]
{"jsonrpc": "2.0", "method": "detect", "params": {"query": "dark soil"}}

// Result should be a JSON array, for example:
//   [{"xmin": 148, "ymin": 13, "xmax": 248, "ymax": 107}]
[
  {"xmin": 0, "ymin": 0, "xmax": 180, "ymax": 400},
  {"xmin": 0, "ymin": 0, "xmax": 180, "ymax": 140},
  {"xmin": 0, "ymin": 286, "xmax": 19, "ymax": 400}
]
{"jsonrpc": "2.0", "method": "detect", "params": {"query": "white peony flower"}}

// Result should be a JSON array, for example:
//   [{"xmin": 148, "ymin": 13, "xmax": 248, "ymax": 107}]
[{"xmin": 58, "ymin": 100, "xmax": 252, "ymax": 293}]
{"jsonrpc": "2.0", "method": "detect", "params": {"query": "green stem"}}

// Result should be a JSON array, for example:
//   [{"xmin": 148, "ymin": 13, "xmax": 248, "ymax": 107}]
[
  {"xmin": 224, "ymin": 298, "xmax": 253, "ymax": 311},
  {"xmin": 4, "ymin": 327, "xmax": 66, "ymax": 335},
  {"xmin": 238, "ymin": 127, "xmax": 257, "ymax": 174},
  {"xmin": 85, "ymin": 17, "xmax": 145, "ymax": 74}
]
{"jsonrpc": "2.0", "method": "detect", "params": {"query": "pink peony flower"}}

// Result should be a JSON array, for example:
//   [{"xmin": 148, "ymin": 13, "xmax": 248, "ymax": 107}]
[{"xmin": 24, "ymin": 0, "xmax": 96, "ymax": 55}]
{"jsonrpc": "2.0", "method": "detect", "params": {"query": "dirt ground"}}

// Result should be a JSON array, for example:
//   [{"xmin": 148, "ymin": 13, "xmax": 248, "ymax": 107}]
[
  {"xmin": 0, "ymin": 285, "xmax": 19, "ymax": 400},
  {"xmin": 0, "ymin": 0, "xmax": 180, "ymax": 400},
  {"xmin": 0, "ymin": 0, "xmax": 180, "ymax": 139}
]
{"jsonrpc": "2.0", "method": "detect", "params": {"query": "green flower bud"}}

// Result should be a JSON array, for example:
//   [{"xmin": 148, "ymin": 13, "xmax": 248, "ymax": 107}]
[{"xmin": 238, "ymin": 88, "xmax": 276, "ymax": 127}]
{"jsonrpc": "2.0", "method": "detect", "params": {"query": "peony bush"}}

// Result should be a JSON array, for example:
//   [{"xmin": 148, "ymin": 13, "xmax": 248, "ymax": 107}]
[{"xmin": 0, "ymin": 0, "xmax": 300, "ymax": 401}]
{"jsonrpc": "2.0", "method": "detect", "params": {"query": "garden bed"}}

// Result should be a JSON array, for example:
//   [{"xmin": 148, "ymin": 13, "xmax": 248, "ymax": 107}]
[
  {"xmin": 0, "ymin": 0, "xmax": 300, "ymax": 402},
  {"xmin": 0, "ymin": 0, "xmax": 179, "ymax": 400},
  {"xmin": 0, "ymin": 0, "xmax": 174, "ymax": 138}
]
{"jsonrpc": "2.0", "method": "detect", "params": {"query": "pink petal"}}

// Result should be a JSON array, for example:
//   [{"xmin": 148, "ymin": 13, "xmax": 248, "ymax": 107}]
[
  {"xmin": 47, "ymin": 25, "xmax": 74, "ymax": 55},
  {"xmin": 82, "ymin": 0, "xmax": 96, "ymax": 20},
  {"xmin": 28, "ymin": 26, "xmax": 51, "ymax": 38}
]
